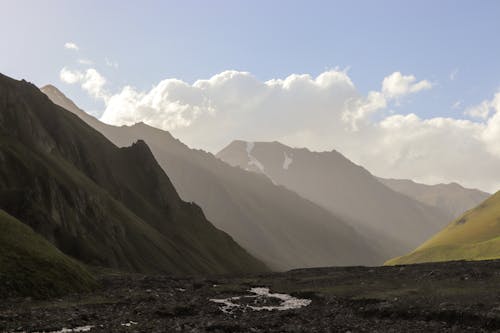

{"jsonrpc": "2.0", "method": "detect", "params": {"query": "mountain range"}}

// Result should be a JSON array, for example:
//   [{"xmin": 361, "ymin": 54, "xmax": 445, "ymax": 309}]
[
  {"xmin": 41, "ymin": 84, "xmax": 383, "ymax": 269},
  {"xmin": 0, "ymin": 74, "xmax": 266, "ymax": 280},
  {"xmin": 216, "ymin": 140, "xmax": 475, "ymax": 258},
  {"xmin": 39, "ymin": 82, "xmax": 497, "ymax": 272},
  {"xmin": 378, "ymin": 178, "xmax": 489, "ymax": 220}
]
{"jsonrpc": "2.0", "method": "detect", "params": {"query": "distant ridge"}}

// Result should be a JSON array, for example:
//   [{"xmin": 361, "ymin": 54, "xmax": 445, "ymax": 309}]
[
  {"xmin": 41, "ymin": 84, "xmax": 384, "ymax": 269},
  {"xmin": 378, "ymin": 177, "xmax": 489, "ymax": 220},
  {"xmin": 387, "ymin": 190, "xmax": 500, "ymax": 265},
  {"xmin": 217, "ymin": 140, "xmax": 453, "ymax": 258}
]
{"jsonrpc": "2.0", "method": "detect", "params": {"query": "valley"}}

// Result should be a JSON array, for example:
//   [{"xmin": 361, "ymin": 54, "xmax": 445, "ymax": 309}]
[
  {"xmin": 3, "ymin": 3, "xmax": 500, "ymax": 332},
  {"xmin": 2, "ymin": 260, "xmax": 500, "ymax": 332}
]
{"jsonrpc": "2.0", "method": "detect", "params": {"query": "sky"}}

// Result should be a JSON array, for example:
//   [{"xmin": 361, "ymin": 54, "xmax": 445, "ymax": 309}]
[{"xmin": 2, "ymin": 0, "xmax": 500, "ymax": 192}]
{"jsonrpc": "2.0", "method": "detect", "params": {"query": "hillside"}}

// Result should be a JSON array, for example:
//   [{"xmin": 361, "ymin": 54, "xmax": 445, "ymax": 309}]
[
  {"xmin": 0, "ymin": 74, "xmax": 266, "ymax": 275},
  {"xmin": 41, "ymin": 84, "xmax": 384, "ymax": 270},
  {"xmin": 378, "ymin": 178, "xmax": 489, "ymax": 220},
  {"xmin": 386, "ymin": 191, "xmax": 500, "ymax": 265},
  {"xmin": 0, "ymin": 209, "xmax": 95, "ymax": 298},
  {"xmin": 217, "ymin": 140, "xmax": 451, "ymax": 257}
]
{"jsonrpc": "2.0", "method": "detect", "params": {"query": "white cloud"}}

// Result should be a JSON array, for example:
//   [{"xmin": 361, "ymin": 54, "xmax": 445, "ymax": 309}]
[
  {"xmin": 64, "ymin": 42, "xmax": 79, "ymax": 51},
  {"xmin": 381, "ymin": 72, "xmax": 433, "ymax": 99},
  {"xmin": 465, "ymin": 100, "xmax": 492, "ymax": 119},
  {"xmin": 60, "ymin": 67, "xmax": 83, "ymax": 84},
  {"xmin": 62, "ymin": 67, "xmax": 500, "ymax": 192},
  {"xmin": 59, "ymin": 67, "xmax": 108, "ymax": 101}
]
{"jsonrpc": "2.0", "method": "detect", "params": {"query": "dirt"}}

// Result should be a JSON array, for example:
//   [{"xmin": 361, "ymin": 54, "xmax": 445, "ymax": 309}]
[{"xmin": 2, "ymin": 260, "xmax": 500, "ymax": 332}]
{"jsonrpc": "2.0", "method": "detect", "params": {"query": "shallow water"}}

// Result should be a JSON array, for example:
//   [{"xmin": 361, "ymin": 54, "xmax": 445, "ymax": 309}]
[
  {"xmin": 210, "ymin": 287, "xmax": 311, "ymax": 313},
  {"xmin": 32, "ymin": 326, "xmax": 94, "ymax": 333}
]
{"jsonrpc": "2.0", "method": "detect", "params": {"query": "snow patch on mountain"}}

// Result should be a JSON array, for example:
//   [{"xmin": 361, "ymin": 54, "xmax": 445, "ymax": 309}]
[
  {"xmin": 246, "ymin": 142, "xmax": 265, "ymax": 173},
  {"xmin": 283, "ymin": 152, "xmax": 293, "ymax": 170}
]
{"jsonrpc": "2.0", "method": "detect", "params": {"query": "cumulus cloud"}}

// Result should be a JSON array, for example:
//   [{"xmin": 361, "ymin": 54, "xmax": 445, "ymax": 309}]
[
  {"xmin": 60, "ymin": 67, "xmax": 83, "ymax": 84},
  {"xmin": 466, "ymin": 99, "xmax": 493, "ymax": 119},
  {"xmin": 381, "ymin": 72, "xmax": 433, "ymax": 99},
  {"xmin": 61, "ymin": 67, "xmax": 500, "ymax": 192},
  {"xmin": 59, "ymin": 67, "xmax": 108, "ymax": 101},
  {"xmin": 64, "ymin": 42, "xmax": 79, "ymax": 51}
]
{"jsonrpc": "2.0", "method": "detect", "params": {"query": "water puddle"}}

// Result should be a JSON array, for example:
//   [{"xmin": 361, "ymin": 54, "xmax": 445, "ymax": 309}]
[
  {"xmin": 30, "ymin": 326, "xmax": 94, "ymax": 333},
  {"xmin": 121, "ymin": 321, "xmax": 138, "ymax": 327},
  {"xmin": 210, "ymin": 287, "xmax": 311, "ymax": 314}
]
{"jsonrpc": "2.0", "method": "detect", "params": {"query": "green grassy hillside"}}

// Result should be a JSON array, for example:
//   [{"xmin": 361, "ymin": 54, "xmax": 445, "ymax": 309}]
[
  {"xmin": 0, "ymin": 209, "xmax": 96, "ymax": 298},
  {"xmin": 386, "ymin": 191, "xmax": 500, "ymax": 265}
]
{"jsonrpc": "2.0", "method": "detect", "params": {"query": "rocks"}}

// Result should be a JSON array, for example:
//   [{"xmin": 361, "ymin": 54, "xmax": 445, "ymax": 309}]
[{"xmin": 3, "ymin": 260, "xmax": 500, "ymax": 331}]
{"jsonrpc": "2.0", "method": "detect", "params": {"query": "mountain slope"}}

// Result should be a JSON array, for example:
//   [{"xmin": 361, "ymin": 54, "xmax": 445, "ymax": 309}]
[
  {"xmin": 217, "ymin": 140, "xmax": 451, "ymax": 257},
  {"xmin": 0, "ymin": 209, "xmax": 96, "ymax": 298},
  {"xmin": 0, "ymin": 74, "xmax": 266, "ymax": 275},
  {"xmin": 378, "ymin": 178, "xmax": 489, "ymax": 220},
  {"xmin": 41, "ymin": 84, "xmax": 384, "ymax": 270},
  {"xmin": 386, "ymin": 191, "xmax": 500, "ymax": 265}
]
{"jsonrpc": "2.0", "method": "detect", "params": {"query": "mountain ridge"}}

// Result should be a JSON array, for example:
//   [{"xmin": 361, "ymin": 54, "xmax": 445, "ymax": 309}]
[
  {"xmin": 217, "ymin": 140, "xmax": 453, "ymax": 258},
  {"xmin": 41, "ymin": 84, "xmax": 384, "ymax": 270},
  {"xmin": 378, "ymin": 177, "xmax": 489, "ymax": 220},
  {"xmin": 1, "ymin": 73, "xmax": 266, "ymax": 275}
]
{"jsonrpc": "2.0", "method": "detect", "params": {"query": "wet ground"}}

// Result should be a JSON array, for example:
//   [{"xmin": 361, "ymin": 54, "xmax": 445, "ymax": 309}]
[{"xmin": 3, "ymin": 260, "xmax": 500, "ymax": 332}]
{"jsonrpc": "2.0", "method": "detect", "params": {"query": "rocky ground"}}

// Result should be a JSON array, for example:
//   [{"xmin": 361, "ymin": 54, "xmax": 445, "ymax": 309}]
[{"xmin": 3, "ymin": 260, "xmax": 500, "ymax": 332}]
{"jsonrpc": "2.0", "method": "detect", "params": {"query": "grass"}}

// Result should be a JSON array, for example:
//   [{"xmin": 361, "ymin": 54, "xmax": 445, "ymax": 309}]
[
  {"xmin": 387, "ymin": 191, "xmax": 500, "ymax": 265},
  {"xmin": 0, "ymin": 209, "xmax": 96, "ymax": 298}
]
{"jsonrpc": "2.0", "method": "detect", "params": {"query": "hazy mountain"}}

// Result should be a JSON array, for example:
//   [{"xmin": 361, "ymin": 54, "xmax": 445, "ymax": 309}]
[
  {"xmin": 378, "ymin": 178, "xmax": 489, "ymax": 220},
  {"xmin": 386, "ymin": 191, "xmax": 500, "ymax": 265},
  {"xmin": 41, "ymin": 84, "xmax": 384, "ymax": 270},
  {"xmin": 0, "ymin": 209, "xmax": 96, "ymax": 298},
  {"xmin": 217, "ymin": 140, "xmax": 451, "ymax": 257},
  {"xmin": 0, "ymin": 74, "xmax": 266, "ymax": 275}
]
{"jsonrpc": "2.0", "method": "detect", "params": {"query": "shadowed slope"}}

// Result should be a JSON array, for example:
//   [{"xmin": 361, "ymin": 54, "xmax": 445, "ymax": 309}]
[
  {"xmin": 0, "ymin": 74, "xmax": 266, "ymax": 275},
  {"xmin": 0, "ymin": 209, "xmax": 96, "ymax": 298},
  {"xmin": 41, "ymin": 84, "xmax": 383, "ymax": 270}
]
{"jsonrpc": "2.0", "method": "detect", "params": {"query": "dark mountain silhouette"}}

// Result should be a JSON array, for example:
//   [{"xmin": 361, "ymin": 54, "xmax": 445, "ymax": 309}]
[
  {"xmin": 0, "ymin": 74, "xmax": 266, "ymax": 275},
  {"xmin": 41, "ymin": 84, "xmax": 384, "ymax": 270}
]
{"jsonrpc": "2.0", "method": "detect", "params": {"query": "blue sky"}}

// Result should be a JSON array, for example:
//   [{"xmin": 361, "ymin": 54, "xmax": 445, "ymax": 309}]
[
  {"xmin": 2, "ymin": 0, "xmax": 499, "ymax": 118},
  {"xmin": 3, "ymin": 0, "xmax": 500, "ymax": 191}
]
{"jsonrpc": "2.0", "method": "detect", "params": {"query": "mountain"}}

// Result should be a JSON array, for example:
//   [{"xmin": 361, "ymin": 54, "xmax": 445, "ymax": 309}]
[
  {"xmin": 378, "ymin": 178, "xmax": 489, "ymax": 220},
  {"xmin": 386, "ymin": 191, "xmax": 500, "ymax": 265},
  {"xmin": 0, "ymin": 74, "xmax": 266, "ymax": 275},
  {"xmin": 0, "ymin": 209, "xmax": 96, "ymax": 298},
  {"xmin": 217, "ymin": 140, "xmax": 451, "ymax": 257},
  {"xmin": 41, "ymin": 85, "xmax": 384, "ymax": 270}
]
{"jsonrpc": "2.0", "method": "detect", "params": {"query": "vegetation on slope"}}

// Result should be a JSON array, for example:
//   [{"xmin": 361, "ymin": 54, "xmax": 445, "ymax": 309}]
[
  {"xmin": 0, "ymin": 209, "xmax": 96, "ymax": 298},
  {"xmin": 386, "ymin": 191, "xmax": 500, "ymax": 265}
]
